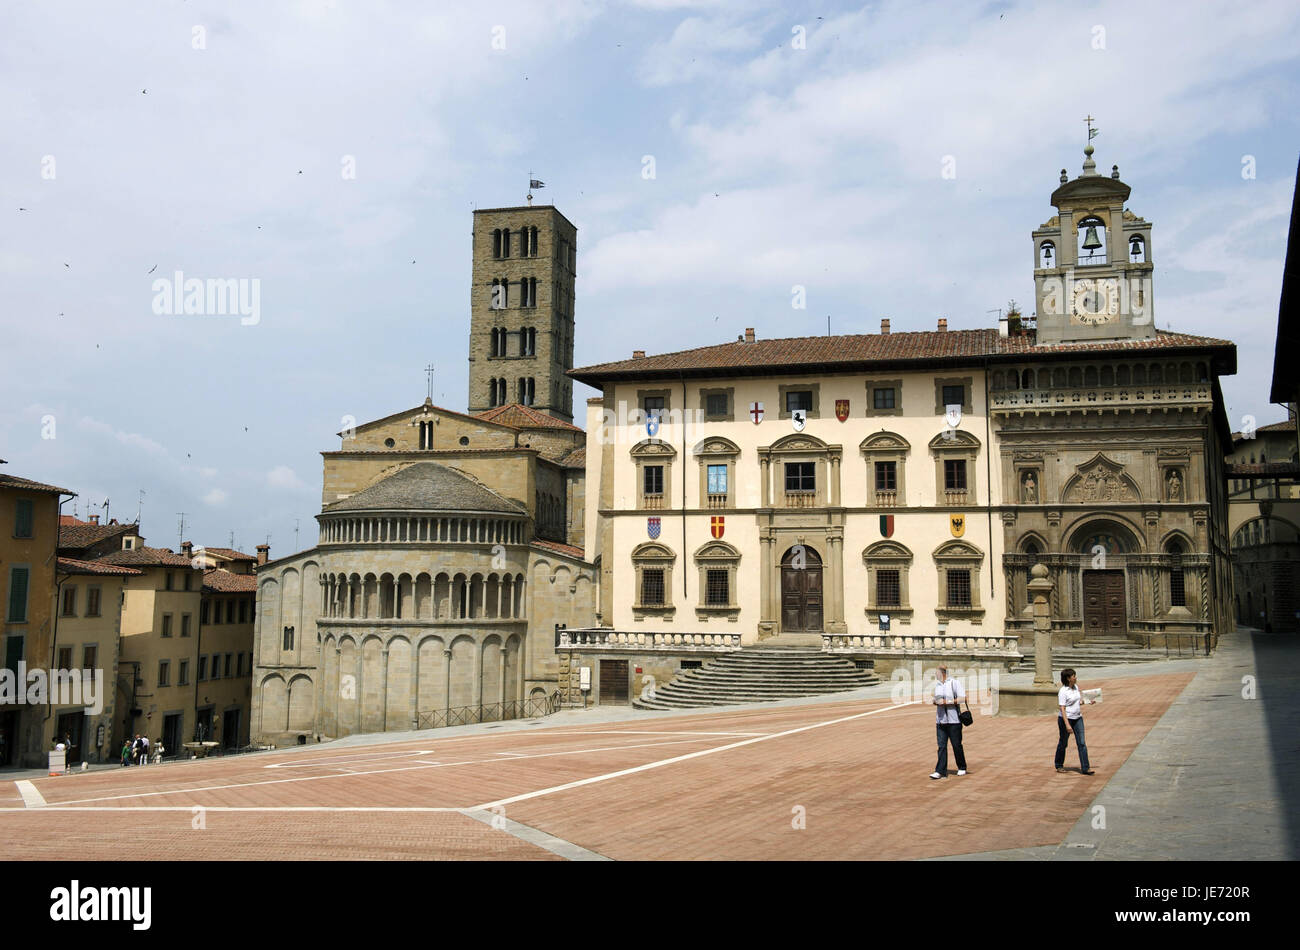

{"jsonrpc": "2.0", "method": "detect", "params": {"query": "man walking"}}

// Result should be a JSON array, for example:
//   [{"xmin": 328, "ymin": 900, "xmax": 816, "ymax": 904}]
[{"xmin": 930, "ymin": 664, "xmax": 967, "ymax": 779}]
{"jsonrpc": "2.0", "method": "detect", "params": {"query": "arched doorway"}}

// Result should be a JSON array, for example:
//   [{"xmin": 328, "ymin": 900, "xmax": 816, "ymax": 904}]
[
  {"xmin": 1070, "ymin": 519, "xmax": 1138, "ymax": 638},
  {"xmin": 780, "ymin": 546, "xmax": 823, "ymax": 632}
]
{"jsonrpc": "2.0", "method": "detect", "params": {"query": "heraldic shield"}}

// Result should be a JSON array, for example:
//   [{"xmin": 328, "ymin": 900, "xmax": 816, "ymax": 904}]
[
  {"xmin": 950, "ymin": 514, "xmax": 965, "ymax": 537},
  {"xmin": 879, "ymin": 514, "xmax": 894, "ymax": 538},
  {"xmin": 835, "ymin": 399, "xmax": 849, "ymax": 422},
  {"xmin": 710, "ymin": 515, "xmax": 725, "ymax": 539},
  {"xmin": 647, "ymin": 516, "xmax": 661, "ymax": 539}
]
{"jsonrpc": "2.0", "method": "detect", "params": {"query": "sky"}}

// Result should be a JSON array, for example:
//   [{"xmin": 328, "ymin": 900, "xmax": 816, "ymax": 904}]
[{"xmin": 1, "ymin": 0, "xmax": 1297, "ymax": 559}]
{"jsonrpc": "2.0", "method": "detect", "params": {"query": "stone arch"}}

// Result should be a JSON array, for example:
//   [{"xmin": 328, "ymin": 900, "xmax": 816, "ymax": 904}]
[
  {"xmin": 769, "ymin": 432, "xmax": 831, "ymax": 452},
  {"xmin": 385, "ymin": 637, "xmax": 413, "ymax": 731},
  {"xmin": 287, "ymin": 673, "xmax": 314, "ymax": 731},
  {"xmin": 321, "ymin": 635, "xmax": 339, "ymax": 736},
  {"xmin": 505, "ymin": 634, "xmax": 523, "ymax": 707},
  {"xmin": 416, "ymin": 635, "xmax": 447, "ymax": 718},
  {"xmin": 859, "ymin": 430, "xmax": 911, "ymax": 453},
  {"xmin": 481, "ymin": 635, "xmax": 504, "ymax": 713},
  {"xmin": 448, "ymin": 635, "xmax": 477, "ymax": 710},
  {"xmin": 259, "ymin": 673, "xmax": 288, "ymax": 734},
  {"xmin": 1060, "ymin": 452, "xmax": 1142, "ymax": 504},
  {"xmin": 1017, "ymin": 531, "xmax": 1050, "ymax": 555},
  {"xmin": 926, "ymin": 429, "xmax": 981, "ymax": 450},
  {"xmin": 1063, "ymin": 514, "xmax": 1145, "ymax": 555},
  {"xmin": 257, "ymin": 578, "xmax": 280, "ymax": 666}
]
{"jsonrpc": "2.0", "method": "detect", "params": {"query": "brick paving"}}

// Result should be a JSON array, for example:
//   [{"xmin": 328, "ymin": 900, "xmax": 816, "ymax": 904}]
[{"xmin": 0, "ymin": 670, "xmax": 1192, "ymax": 860}]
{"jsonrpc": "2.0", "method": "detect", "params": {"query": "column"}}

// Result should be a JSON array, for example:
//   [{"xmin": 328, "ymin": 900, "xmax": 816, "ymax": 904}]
[
  {"xmin": 442, "ymin": 648, "xmax": 452, "ymax": 715},
  {"xmin": 410, "ymin": 638, "xmax": 420, "ymax": 730},
  {"xmin": 760, "ymin": 456, "xmax": 771, "ymax": 508},
  {"xmin": 499, "ymin": 647, "xmax": 507, "ymax": 707},
  {"xmin": 379, "ymin": 643, "xmax": 390, "ymax": 731},
  {"xmin": 827, "ymin": 533, "xmax": 845, "ymax": 633}
]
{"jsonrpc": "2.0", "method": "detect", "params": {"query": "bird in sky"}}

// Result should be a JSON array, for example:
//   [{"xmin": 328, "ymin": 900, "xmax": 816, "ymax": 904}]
[
  {"xmin": 142, "ymin": 88, "xmax": 147, "ymax": 94},
  {"xmin": 147, "ymin": 264, "xmax": 157, "ymax": 274}
]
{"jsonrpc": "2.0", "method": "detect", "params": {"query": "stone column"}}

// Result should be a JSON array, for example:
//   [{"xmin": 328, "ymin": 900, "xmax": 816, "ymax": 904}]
[
  {"xmin": 410, "ymin": 639, "xmax": 420, "ymax": 731},
  {"xmin": 499, "ymin": 648, "xmax": 507, "ymax": 707},
  {"xmin": 827, "ymin": 532, "xmax": 846, "ymax": 633},
  {"xmin": 379, "ymin": 643, "xmax": 390, "ymax": 731},
  {"xmin": 1029, "ymin": 564, "xmax": 1054, "ymax": 687},
  {"xmin": 760, "ymin": 456, "xmax": 771, "ymax": 508},
  {"xmin": 355, "ymin": 647, "xmax": 364, "ymax": 734},
  {"xmin": 443, "ymin": 649, "xmax": 452, "ymax": 715}
]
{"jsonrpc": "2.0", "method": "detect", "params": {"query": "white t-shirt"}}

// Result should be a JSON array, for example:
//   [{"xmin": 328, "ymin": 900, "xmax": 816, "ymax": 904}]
[
  {"xmin": 934, "ymin": 678, "xmax": 965, "ymax": 724},
  {"xmin": 1059, "ymin": 685, "xmax": 1082, "ymax": 719}
]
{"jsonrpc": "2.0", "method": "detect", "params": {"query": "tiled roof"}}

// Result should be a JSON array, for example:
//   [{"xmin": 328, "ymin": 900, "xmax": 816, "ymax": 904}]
[
  {"xmin": 202, "ymin": 547, "xmax": 256, "ymax": 561},
  {"xmin": 57, "ymin": 556, "xmax": 142, "ymax": 576},
  {"xmin": 1225, "ymin": 462, "xmax": 1300, "ymax": 477},
  {"xmin": 559, "ymin": 447, "xmax": 586, "ymax": 468},
  {"xmin": 97, "ymin": 546, "xmax": 196, "ymax": 568},
  {"xmin": 570, "ymin": 329, "xmax": 1236, "ymax": 383},
  {"xmin": 203, "ymin": 570, "xmax": 257, "ymax": 593},
  {"xmin": 473, "ymin": 403, "xmax": 584, "ymax": 432},
  {"xmin": 323, "ymin": 462, "xmax": 527, "ymax": 515},
  {"xmin": 1231, "ymin": 419, "xmax": 1298, "ymax": 443},
  {"xmin": 59, "ymin": 522, "xmax": 134, "ymax": 550},
  {"xmin": 531, "ymin": 539, "xmax": 585, "ymax": 560},
  {"xmin": 0, "ymin": 473, "xmax": 73, "ymax": 495}
]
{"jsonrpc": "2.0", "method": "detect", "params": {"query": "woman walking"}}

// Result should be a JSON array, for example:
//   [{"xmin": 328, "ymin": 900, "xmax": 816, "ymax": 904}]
[{"xmin": 1055, "ymin": 668, "xmax": 1095, "ymax": 775}]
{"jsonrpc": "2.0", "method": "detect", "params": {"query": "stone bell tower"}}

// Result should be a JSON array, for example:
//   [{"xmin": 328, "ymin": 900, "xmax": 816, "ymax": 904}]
[
  {"xmin": 467, "ymin": 203, "xmax": 578, "ymax": 422},
  {"xmin": 1032, "ymin": 126, "xmax": 1156, "ymax": 344}
]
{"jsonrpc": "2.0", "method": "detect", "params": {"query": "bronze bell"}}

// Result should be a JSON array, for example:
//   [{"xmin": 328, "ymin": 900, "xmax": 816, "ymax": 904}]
[
  {"xmin": 1130, "ymin": 238, "xmax": 1143, "ymax": 260},
  {"xmin": 1041, "ymin": 244, "xmax": 1053, "ymax": 265},
  {"xmin": 1082, "ymin": 225, "xmax": 1102, "ymax": 250}
]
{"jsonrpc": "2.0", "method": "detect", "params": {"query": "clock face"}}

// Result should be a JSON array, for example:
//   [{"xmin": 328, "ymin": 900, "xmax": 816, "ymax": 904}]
[{"xmin": 1072, "ymin": 278, "xmax": 1119, "ymax": 325}]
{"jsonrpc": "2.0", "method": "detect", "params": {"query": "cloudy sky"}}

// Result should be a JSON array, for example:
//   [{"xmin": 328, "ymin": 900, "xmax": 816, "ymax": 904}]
[{"xmin": 2, "ymin": 0, "xmax": 1297, "ymax": 558}]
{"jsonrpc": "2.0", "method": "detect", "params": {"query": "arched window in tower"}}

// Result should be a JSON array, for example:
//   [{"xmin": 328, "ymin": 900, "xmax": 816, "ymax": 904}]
[
  {"xmin": 1077, "ymin": 216, "xmax": 1107, "ymax": 265},
  {"xmin": 491, "ymin": 279, "xmax": 509, "ymax": 310},
  {"xmin": 492, "ymin": 229, "xmax": 502, "ymax": 259},
  {"xmin": 490, "ymin": 328, "xmax": 499, "ymax": 357},
  {"xmin": 527, "ymin": 377, "xmax": 535, "ymax": 406},
  {"xmin": 1129, "ymin": 235, "xmax": 1145, "ymax": 262},
  {"xmin": 1039, "ymin": 241, "xmax": 1055, "ymax": 268},
  {"xmin": 498, "ymin": 377, "xmax": 506, "ymax": 403},
  {"xmin": 518, "ymin": 378, "xmax": 526, "ymax": 404},
  {"xmin": 501, "ymin": 228, "xmax": 511, "ymax": 258},
  {"xmin": 526, "ymin": 327, "xmax": 536, "ymax": 355},
  {"xmin": 527, "ymin": 226, "xmax": 538, "ymax": 256}
]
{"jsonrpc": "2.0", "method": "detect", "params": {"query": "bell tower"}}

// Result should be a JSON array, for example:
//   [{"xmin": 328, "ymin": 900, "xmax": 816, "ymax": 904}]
[
  {"xmin": 1032, "ymin": 124, "xmax": 1155, "ymax": 344},
  {"xmin": 467, "ymin": 204, "xmax": 577, "ymax": 422}
]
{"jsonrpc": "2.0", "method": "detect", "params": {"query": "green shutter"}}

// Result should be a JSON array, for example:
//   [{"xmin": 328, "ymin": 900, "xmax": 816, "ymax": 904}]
[
  {"xmin": 3, "ymin": 635, "xmax": 23, "ymax": 676},
  {"xmin": 14, "ymin": 500, "xmax": 34, "ymax": 538},
  {"xmin": 7, "ymin": 567, "xmax": 29, "ymax": 622}
]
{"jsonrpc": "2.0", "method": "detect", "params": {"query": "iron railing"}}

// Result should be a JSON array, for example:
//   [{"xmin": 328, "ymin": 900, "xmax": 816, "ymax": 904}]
[{"xmin": 416, "ymin": 692, "xmax": 559, "ymax": 730}]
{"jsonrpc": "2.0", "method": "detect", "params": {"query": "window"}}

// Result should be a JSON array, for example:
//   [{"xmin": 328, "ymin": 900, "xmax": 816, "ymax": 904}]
[
  {"xmin": 86, "ymin": 586, "xmax": 101, "ymax": 617},
  {"xmin": 226, "ymin": 600, "xmax": 236, "ymax": 624},
  {"xmin": 210, "ymin": 601, "xmax": 221, "ymax": 625},
  {"xmin": 785, "ymin": 390, "xmax": 812, "ymax": 413},
  {"xmin": 61, "ymin": 586, "xmax": 76, "ymax": 617},
  {"xmin": 705, "ymin": 569, "xmax": 729, "ymax": 606},
  {"xmin": 865, "ymin": 379, "xmax": 903, "ymax": 417},
  {"xmin": 210, "ymin": 655, "xmax": 222, "ymax": 680},
  {"xmin": 785, "ymin": 462, "xmax": 816, "ymax": 492},
  {"xmin": 4, "ymin": 635, "xmax": 23, "ymax": 676},
  {"xmin": 178, "ymin": 660, "xmax": 190, "ymax": 686},
  {"xmin": 777, "ymin": 383, "xmax": 821, "ymax": 420},
  {"xmin": 198, "ymin": 655, "xmax": 208, "ymax": 681},
  {"xmin": 57, "ymin": 646, "xmax": 72, "ymax": 670},
  {"xmin": 164, "ymin": 572, "xmax": 173, "ymax": 591},
  {"xmin": 1168, "ymin": 541, "xmax": 1186, "ymax": 608},
  {"xmin": 184, "ymin": 572, "xmax": 193, "ymax": 591},
  {"xmin": 643, "ymin": 396, "xmax": 665, "ymax": 418},
  {"xmin": 707, "ymin": 464, "xmax": 728, "ymax": 495},
  {"xmin": 6, "ymin": 567, "xmax": 29, "ymax": 622},
  {"xmin": 157, "ymin": 660, "xmax": 170, "ymax": 688},
  {"xmin": 876, "ymin": 569, "xmax": 901, "ymax": 607},
  {"xmin": 501, "ymin": 227, "xmax": 511, "ymax": 258},
  {"xmin": 641, "ymin": 569, "xmax": 665, "ymax": 605},
  {"xmin": 83, "ymin": 645, "xmax": 97, "ymax": 670},
  {"xmin": 875, "ymin": 461, "xmax": 896, "ymax": 492},
  {"xmin": 933, "ymin": 376, "xmax": 974, "ymax": 414},
  {"xmin": 706, "ymin": 393, "xmax": 728, "ymax": 417},
  {"xmin": 946, "ymin": 569, "xmax": 972, "ymax": 607},
  {"xmin": 283, "ymin": 626, "xmax": 295, "ymax": 651},
  {"xmin": 644, "ymin": 465, "xmax": 664, "ymax": 498},
  {"xmin": 14, "ymin": 499, "xmax": 34, "ymax": 538},
  {"xmin": 239, "ymin": 599, "xmax": 248, "ymax": 623},
  {"xmin": 181, "ymin": 614, "xmax": 191, "ymax": 637},
  {"xmin": 696, "ymin": 437, "xmax": 739, "ymax": 509},
  {"xmin": 873, "ymin": 388, "xmax": 896, "ymax": 410},
  {"xmin": 942, "ymin": 384, "xmax": 965, "ymax": 407},
  {"xmin": 944, "ymin": 459, "xmax": 967, "ymax": 491},
  {"xmin": 860, "ymin": 431, "xmax": 910, "ymax": 507},
  {"xmin": 161, "ymin": 614, "xmax": 173, "ymax": 637},
  {"xmin": 225, "ymin": 653, "xmax": 233, "ymax": 678}
]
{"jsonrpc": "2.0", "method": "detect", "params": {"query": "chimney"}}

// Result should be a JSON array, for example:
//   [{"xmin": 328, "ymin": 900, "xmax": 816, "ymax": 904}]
[
  {"xmin": 937, "ymin": 318, "xmax": 948, "ymax": 332},
  {"xmin": 744, "ymin": 328, "xmax": 755, "ymax": 343},
  {"xmin": 998, "ymin": 314, "xmax": 1009, "ymax": 338},
  {"xmin": 632, "ymin": 350, "xmax": 645, "ymax": 360},
  {"xmin": 181, "ymin": 540, "xmax": 193, "ymax": 559},
  {"xmin": 256, "ymin": 543, "xmax": 269, "ymax": 566},
  {"xmin": 880, "ymin": 318, "xmax": 890, "ymax": 335},
  {"xmin": 89, "ymin": 514, "xmax": 99, "ymax": 525}
]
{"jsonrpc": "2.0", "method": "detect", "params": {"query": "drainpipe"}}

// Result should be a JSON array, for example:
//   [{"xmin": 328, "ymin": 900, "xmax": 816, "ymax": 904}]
[
  {"xmin": 680, "ymin": 372, "xmax": 688, "ymax": 600},
  {"xmin": 44, "ymin": 492, "xmax": 73, "ymax": 745}
]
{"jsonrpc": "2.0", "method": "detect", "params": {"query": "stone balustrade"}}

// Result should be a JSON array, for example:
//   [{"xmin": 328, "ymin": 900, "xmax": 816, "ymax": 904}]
[
  {"xmin": 558, "ymin": 628, "xmax": 742, "ymax": 651},
  {"xmin": 822, "ymin": 633, "xmax": 1022, "ymax": 657}
]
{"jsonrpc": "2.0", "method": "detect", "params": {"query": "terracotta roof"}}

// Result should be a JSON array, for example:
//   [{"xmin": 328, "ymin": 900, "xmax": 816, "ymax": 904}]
[
  {"xmin": 0, "ymin": 473, "xmax": 73, "ymax": 495},
  {"xmin": 97, "ymin": 546, "xmax": 196, "ymax": 568},
  {"xmin": 60, "ymin": 521, "xmax": 134, "ymax": 550},
  {"xmin": 473, "ymin": 404, "xmax": 584, "ymax": 432},
  {"xmin": 559, "ymin": 447, "xmax": 586, "ymax": 468},
  {"xmin": 323, "ymin": 462, "xmax": 527, "ymax": 515},
  {"xmin": 202, "ymin": 547, "xmax": 256, "ymax": 561},
  {"xmin": 531, "ymin": 539, "xmax": 585, "ymax": 560},
  {"xmin": 57, "ymin": 556, "xmax": 142, "ymax": 576},
  {"xmin": 570, "ymin": 329, "xmax": 1236, "ymax": 384},
  {"xmin": 203, "ymin": 570, "xmax": 257, "ymax": 593},
  {"xmin": 1225, "ymin": 462, "xmax": 1300, "ymax": 478}
]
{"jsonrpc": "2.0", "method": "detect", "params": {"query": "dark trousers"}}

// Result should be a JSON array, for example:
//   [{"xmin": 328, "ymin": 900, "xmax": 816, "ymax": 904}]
[
  {"xmin": 1055, "ymin": 715, "xmax": 1090, "ymax": 771},
  {"xmin": 935, "ymin": 722, "xmax": 966, "ymax": 775}
]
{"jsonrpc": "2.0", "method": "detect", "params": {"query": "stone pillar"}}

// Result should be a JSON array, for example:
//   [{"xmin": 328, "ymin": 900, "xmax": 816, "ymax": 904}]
[
  {"xmin": 760, "ymin": 456, "xmax": 771, "ymax": 508},
  {"xmin": 997, "ymin": 563, "xmax": 1059, "ymax": 716},
  {"xmin": 827, "ymin": 532, "xmax": 846, "ymax": 633},
  {"xmin": 379, "ymin": 643, "xmax": 390, "ymax": 731},
  {"xmin": 443, "ymin": 649, "xmax": 452, "ymax": 714},
  {"xmin": 499, "ymin": 648, "xmax": 507, "ymax": 707}
]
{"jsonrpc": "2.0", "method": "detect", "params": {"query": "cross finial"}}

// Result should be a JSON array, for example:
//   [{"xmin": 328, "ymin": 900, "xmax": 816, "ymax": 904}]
[{"xmin": 425, "ymin": 363, "xmax": 435, "ymax": 399}]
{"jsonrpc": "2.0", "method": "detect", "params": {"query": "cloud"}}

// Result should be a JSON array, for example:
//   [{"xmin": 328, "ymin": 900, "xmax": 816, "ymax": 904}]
[
  {"xmin": 202, "ymin": 488, "xmax": 228, "ymax": 506},
  {"xmin": 266, "ymin": 465, "xmax": 310, "ymax": 492}
]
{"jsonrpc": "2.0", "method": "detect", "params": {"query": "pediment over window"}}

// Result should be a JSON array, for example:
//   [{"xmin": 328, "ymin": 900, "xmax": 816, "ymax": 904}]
[
  {"xmin": 631, "ymin": 541, "xmax": 675, "ymax": 561},
  {"xmin": 1061, "ymin": 453, "xmax": 1141, "ymax": 504},
  {"xmin": 767, "ymin": 433, "xmax": 831, "ymax": 453},
  {"xmin": 694, "ymin": 540, "xmax": 741, "ymax": 561},
  {"xmin": 928, "ymin": 430, "xmax": 981, "ymax": 451},
  {"xmin": 630, "ymin": 439, "xmax": 677, "ymax": 459},
  {"xmin": 934, "ymin": 540, "xmax": 983, "ymax": 560},
  {"xmin": 692, "ymin": 436, "xmax": 741, "ymax": 458},
  {"xmin": 863, "ymin": 540, "xmax": 913, "ymax": 562},
  {"xmin": 860, "ymin": 431, "xmax": 911, "ymax": 453}
]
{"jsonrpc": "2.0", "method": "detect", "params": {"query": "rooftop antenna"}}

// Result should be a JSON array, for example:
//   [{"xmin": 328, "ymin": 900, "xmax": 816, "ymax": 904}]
[
  {"xmin": 827, "ymin": 315, "xmax": 831, "ymax": 336},
  {"xmin": 101, "ymin": 497, "xmax": 110, "ymax": 522},
  {"xmin": 425, "ymin": 363, "xmax": 435, "ymax": 400},
  {"xmin": 229, "ymin": 530, "xmax": 235, "ymax": 549},
  {"xmin": 176, "ymin": 511, "xmax": 187, "ymax": 550},
  {"xmin": 135, "ymin": 490, "xmax": 144, "ymax": 525}
]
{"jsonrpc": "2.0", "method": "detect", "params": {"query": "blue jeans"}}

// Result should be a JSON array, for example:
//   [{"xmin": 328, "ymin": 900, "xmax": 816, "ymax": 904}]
[
  {"xmin": 935, "ymin": 722, "xmax": 966, "ymax": 775},
  {"xmin": 1055, "ymin": 715, "xmax": 1090, "ymax": 771}
]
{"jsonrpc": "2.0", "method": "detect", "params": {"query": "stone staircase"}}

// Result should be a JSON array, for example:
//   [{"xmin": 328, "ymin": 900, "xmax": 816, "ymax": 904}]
[
  {"xmin": 1011, "ymin": 635, "xmax": 1177, "ymax": 673},
  {"xmin": 633, "ymin": 648, "xmax": 881, "ymax": 710}
]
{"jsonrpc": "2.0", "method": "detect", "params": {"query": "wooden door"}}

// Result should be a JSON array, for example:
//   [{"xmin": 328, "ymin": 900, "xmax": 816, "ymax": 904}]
[
  {"xmin": 1082, "ymin": 570, "xmax": 1127, "ymax": 635},
  {"xmin": 780, "ymin": 549, "xmax": 824, "ymax": 632},
  {"xmin": 599, "ymin": 660, "xmax": 629, "ymax": 705}
]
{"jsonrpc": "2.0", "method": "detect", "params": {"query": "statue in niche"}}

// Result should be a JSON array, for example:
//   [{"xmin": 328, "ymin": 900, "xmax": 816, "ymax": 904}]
[
  {"xmin": 1166, "ymin": 469, "xmax": 1183, "ymax": 502},
  {"xmin": 1022, "ymin": 471, "xmax": 1038, "ymax": 503}
]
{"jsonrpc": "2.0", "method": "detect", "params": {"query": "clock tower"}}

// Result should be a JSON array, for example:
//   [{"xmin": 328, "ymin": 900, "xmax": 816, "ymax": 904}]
[{"xmin": 1032, "ymin": 131, "xmax": 1155, "ymax": 344}]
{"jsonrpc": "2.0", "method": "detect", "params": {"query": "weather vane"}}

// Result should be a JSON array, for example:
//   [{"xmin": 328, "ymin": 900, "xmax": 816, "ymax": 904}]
[{"xmin": 425, "ymin": 363, "xmax": 435, "ymax": 400}]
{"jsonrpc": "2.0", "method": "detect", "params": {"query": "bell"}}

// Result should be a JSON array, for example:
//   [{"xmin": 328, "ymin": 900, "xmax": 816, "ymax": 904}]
[
  {"xmin": 1041, "ymin": 244, "xmax": 1053, "ymax": 265},
  {"xmin": 1082, "ymin": 225, "xmax": 1102, "ymax": 250},
  {"xmin": 1130, "ymin": 238, "xmax": 1143, "ymax": 260}
]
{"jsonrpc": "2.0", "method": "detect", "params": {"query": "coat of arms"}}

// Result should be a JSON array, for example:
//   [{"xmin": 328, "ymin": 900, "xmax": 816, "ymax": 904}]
[
  {"xmin": 710, "ymin": 515, "xmax": 725, "ymax": 539},
  {"xmin": 749, "ymin": 401, "xmax": 765, "ymax": 425},
  {"xmin": 945, "ymin": 404, "xmax": 962, "ymax": 428},
  {"xmin": 645, "ymin": 413, "xmax": 660, "ymax": 438},
  {"xmin": 835, "ymin": 399, "xmax": 850, "ymax": 422},
  {"xmin": 879, "ymin": 514, "xmax": 894, "ymax": 538},
  {"xmin": 792, "ymin": 409, "xmax": 807, "ymax": 431},
  {"xmin": 950, "ymin": 514, "xmax": 965, "ymax": 538},
  {"xmin": 647, "ymin": 517, "xmax": 661, "ymax": 539}
]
